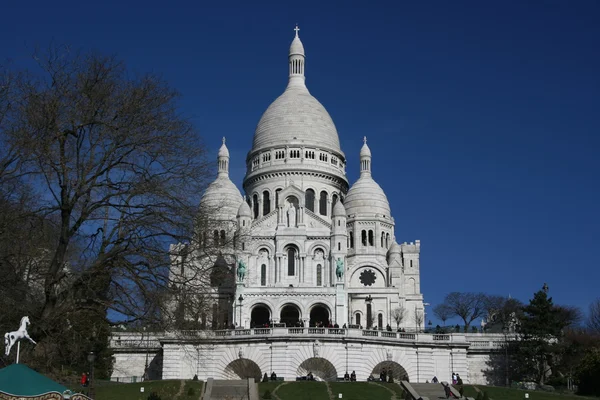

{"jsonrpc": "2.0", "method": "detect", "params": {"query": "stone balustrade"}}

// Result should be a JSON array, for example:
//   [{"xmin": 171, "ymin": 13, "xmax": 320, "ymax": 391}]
[{"xmin": 110, "ymin": 329, "xmax": 507, "ymax": 350}]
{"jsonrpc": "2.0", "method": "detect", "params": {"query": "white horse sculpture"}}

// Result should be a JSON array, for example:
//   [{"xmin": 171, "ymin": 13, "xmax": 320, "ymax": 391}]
[{"xmin": 4, "ymin": 316, "xmax": 36, "ymax": 357}]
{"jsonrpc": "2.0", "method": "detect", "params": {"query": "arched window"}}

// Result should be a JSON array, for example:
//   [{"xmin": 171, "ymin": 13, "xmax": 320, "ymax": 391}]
[
  {"xmin": 338, "ymin": 242, "xmax": 341, "ymax": 251},
  {"xmin": 220, "ymin": 230, "xmax": 226, "ymax": 246},
  {"xmin": 276, "ymin": 188, "xmax": 282, "ymax": 207},
  {"xmin": 316, "ymin": 264, "xmax": 322, "ymax": 286},
  {"xmin": 349, "ymin": 232, "xmax": 354, "ymax": 248},
  {"xmin": 378, "ymin": 313, "xmax": 383, "ymax": 329},
  {"xmin": 361, "ymin": 230, "xmax": 367, "ymax": 246},
  {"xmin": 253, "ymin": 194, "xmax": 259, "ymax": 218},
  {"xmin": 386, "ymin": 233, "xmax": 390, "ymax": 248},
  {"xmin": 368, "ymin": 230, "xmax": 374, "ymax": 246},
  {"xmin": 319, "ymin": 191, "xmax": 328, "ymax": 216},
  {"xmin": 260, "ymin": 264, "xmax": 266, "ymax": 286},
  {"xmin": 263, "ymin": 191, "xmax": 270, "ymax": 215},
  {"xmin": 213, "ymin": 230, "xmax": 219, "ymax": 245},
  {"xmin": 355, "ymin": 313, "xmax": 361, "ymax": 326},
  {"xmin": 410, "ymin": 260, "xmax": 413, "ymax": 268},
  {"xmin": 287, "ymin": 247, "xmax": 296, "ymax": 276},
  {"xmin": 381, "ymin": 232, "xmax": 385, "ymax": 248},
  {"xmin": 305, "ymin": 189, "xmax": 315, "ymax": 212},
  {"xmin": 331, "ymin": 193, "xmax": 338, "ymax": 215}
]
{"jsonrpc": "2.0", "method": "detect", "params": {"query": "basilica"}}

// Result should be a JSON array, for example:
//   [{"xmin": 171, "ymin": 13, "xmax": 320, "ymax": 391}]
[
  {"xmin": 169, "ymin": 27, "xmax": 425, "ymax": 333},
  {"xmin": 113, "ymin": 29, "xmax": 502, "ymax": 384}
]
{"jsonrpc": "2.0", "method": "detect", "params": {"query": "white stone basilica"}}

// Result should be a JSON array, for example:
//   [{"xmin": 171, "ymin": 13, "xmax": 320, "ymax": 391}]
[
  {"xmin": 110, "ymin": 28, "xmax": 503, "ymax": 385},
  {"xmin": 175, "ymin": 27, "xmax": 424, "ymax": 332}
]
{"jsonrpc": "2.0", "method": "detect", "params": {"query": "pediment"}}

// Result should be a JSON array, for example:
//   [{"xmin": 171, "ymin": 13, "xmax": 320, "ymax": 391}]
[
  {"xmin": 304, "ymin": 210, "xmax": 332, "ymax": 230},
  {"xmin": 277, "ymin": 184, "xmax": 305, "ymax": 208},
  {"xmin": 252, "ymin": 210, "xmax": 278, "ymax": 230}
]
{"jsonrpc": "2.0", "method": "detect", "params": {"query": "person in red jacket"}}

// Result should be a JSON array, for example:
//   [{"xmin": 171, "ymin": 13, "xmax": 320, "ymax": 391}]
[{"xmin": 81, "ymin": 372, "xmax": 89, "ymax": 387}]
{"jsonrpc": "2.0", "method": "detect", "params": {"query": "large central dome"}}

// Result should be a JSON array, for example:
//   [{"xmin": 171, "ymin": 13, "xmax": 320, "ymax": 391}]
[
  {"xmin": 248, "ymin": 28, "xmax": 343, "ymax": 157},
  {"xmin": 252, "ymin": 86, "xmax": 341, "ymax": 153}
]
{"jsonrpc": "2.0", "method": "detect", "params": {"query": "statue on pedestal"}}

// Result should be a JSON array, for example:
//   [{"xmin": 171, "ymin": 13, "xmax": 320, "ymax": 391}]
[
  {"xmin": 287, "ymin": 203, "xmax": 296, "ymax": 227},
  {"xmin": 237, "ymin": 259, "xmax": 247, "ymax": 281},
  {"xmin": 335, "ymin": 258, "xmax": 344, "ymax": 279}
]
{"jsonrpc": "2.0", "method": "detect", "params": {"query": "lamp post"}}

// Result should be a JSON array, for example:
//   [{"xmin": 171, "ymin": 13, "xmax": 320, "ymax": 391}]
[
  {"xmin": 87, "ymin": 351, "xmax": 96, "ymax": 400},
  {"xmin": 503, "ymin": 324, "xmax": 509, "ymax": 387},
  {"xmin": 143, "ymin": 327, "xmax": 149, "ymax": 381},
  {"xmin": 365, "ymin": 295, "xmax": 373, "ymax": 329},
  {"xmin": 238, "ymin": 295, "xmax": 244, "ymax": 328}
]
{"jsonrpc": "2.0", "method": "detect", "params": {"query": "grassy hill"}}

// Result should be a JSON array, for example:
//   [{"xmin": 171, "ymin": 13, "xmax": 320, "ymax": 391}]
[{"xmin": 91, "ymin": 379, "xmax": 598, "ymax": 400}]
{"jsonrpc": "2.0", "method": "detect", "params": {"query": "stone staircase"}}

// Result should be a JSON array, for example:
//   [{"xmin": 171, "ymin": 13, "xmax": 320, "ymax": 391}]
[
  {"xmin": 410, "ymin": 383, "xmax": 448, "ymax": 399},
  {"xmin": 201, "ymin": 378, "xmax": 259, "ymax": 400}
]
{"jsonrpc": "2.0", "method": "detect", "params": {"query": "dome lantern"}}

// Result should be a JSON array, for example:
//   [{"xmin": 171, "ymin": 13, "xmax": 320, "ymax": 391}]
[
  {"xmin": 288, "ymin": 25, "xmax": 306, "ymax": 89},
  {"xmin": 218, "ymin": 137, "xmax": 230, "ymax": 177},
  {"xmin": 360, "ymin": 136, "xmax": 372, "ymax": 177}
]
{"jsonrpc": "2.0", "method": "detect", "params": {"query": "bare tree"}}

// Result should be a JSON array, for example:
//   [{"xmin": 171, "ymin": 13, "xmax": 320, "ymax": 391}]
[
  {"xmin": 391, "ymin": 306, "xmax": 407, "ymax": 330},
  {"xmin": 433, "ymin": 304, "xmax": 452, "ymax": 327},
  {"xmin": 485, "ymin": 296, "xmax": 524, "ymax": 332},
  {"xmin": 414, "ymin": 310, "xmax": 424, "ymax": 332},
  {"xmin": 589, "ymin": 298, "xmax": 600, "ymax": 334},
  {"xmin": 0, "ymin": 47, "xmax": 211, "ymax": 371},
  {"xmin": 442, "ymin": 292, "xmax": 489, "ymax": 332}
]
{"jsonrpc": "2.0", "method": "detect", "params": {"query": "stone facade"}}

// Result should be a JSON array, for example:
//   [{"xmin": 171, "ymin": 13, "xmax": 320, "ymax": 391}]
[{"xmin": 110, "ymin": 28, "xmax": 503, "ymax": 385}]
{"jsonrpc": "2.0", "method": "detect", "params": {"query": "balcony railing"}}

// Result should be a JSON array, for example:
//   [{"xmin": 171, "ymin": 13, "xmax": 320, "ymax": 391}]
[{"xmin": 111, "ymin": 329, "xmax": 507, "ymax": 350}]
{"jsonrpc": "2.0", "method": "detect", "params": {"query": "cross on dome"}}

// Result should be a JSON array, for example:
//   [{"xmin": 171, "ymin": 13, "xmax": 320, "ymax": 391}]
[
  {"xmin": 222, "ymin": 137, "xmax": 226, "ymax": 145},
  {"xmin": 363, "ymin": 136, "xmax": 367, "ymax": 144},
  {"xmin": 294, "ymin": 24, "xmax": 300, "ymax": 37}
]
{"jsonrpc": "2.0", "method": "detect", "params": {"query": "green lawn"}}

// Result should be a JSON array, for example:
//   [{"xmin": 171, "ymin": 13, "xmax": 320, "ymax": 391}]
[
  {"xmin": 275, "ymin": 381, "xmax": 330, "ymax": 400},
  {"xmin": 329, "ymin": 382, "xmax": 396, "ymax": 400},
  {"xmin": 95, "ymin": 380, "xmax": 185, "ymax": 400},
  {"xmin": 464, "ymin": 385, "xmax": 598, "ymax": 400},
  {"xmin": 258, "ymin": 381, "xmax": 284, "ymax": 398}
]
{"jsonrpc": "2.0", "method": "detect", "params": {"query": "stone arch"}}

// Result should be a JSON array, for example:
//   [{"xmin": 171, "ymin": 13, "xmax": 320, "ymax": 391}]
[
  {"xmin": 279, "ymin": 302, "xmax": 302, "ymax": 327},
  {"xmin": 250, "ymin": 303, "xmax": 272, "ymax": 328},
  {"xmin": 353, "ymin": 311, "xmax": 363, "ymax": 326},
  {"xmin": 370, "ymin": 361, "xmax": 409, "ymax": 382},
  {"xmin": 252, "ymin": 241, "xmax": 275, "ymax": 256},
  {"xmin": 224, "ymin": 358, "xmax": 262, "ymax": 381},
  {"xmin": 307, "ymin": 242, "xmax": 329, "ymax": 256},
  {"xmin": 408, "ymin": 278, "xmax": 416, "ymax": 294},
  {"xmin": 297, "ymin": 357, "xmax": 338, "ymax": 382},
  {"xmin": 308, "ymin": 303, "xmax": 331, "ymax": 326}
]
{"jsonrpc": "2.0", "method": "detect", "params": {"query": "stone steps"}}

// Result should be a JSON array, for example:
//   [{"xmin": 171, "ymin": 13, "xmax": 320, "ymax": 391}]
[
  {"xmin": 410, "ymin": 383, "xmax": 447, "ymax": 399},
  {"xmin": 202, "ymin": 378, "xmax": 259, "ymax": 400}
]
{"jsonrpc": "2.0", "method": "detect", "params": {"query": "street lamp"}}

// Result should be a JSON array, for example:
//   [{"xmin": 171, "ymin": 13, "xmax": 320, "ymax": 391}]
[
  {"xmin": 503, "ymin": 324, "xmax": 509, "ymax": 387},
  {"xmin": 143, "ymin": 327, "xmax": 149, "ymax": 381},
  {"xmin": 87, "ymin": 351, "xmax": 96, "ymax": 399},
  {"xmin": 238, "ymin": 295, "xmax": 244, "ymax": 328}
]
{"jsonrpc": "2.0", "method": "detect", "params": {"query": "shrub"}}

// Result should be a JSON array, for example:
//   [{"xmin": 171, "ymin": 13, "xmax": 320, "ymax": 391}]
[
  {"xmin": 262, "ymin": 389, "xmax": 272, "ymax": 399},
  {"xmin": 187, "ymin": 387, "xmax": 195, "ymax": 396},
  {"xmin": 192, "ymin": 374, "xmax": 198, "ymax": 381},
  {"xmin": 147, "ymin": 393, "xmax": 161, "ymax": 400}
]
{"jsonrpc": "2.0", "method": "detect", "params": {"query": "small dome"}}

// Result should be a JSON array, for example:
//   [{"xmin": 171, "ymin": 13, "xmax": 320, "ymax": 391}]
[
  {"xmin": 290, "ymin": 36, "xmax": 305, "ymax": 56},
  {"xmin": 332, "ymin": 200, "xmax": 346, "ymax": 217},
  {"xmin": 218, "ymin": 139, "xmax": 229, "ymax": 157},
  {"xmin": 388, "ymin": 241, "xmax": 402, "ymax": 254},
  {"xmin": 237, "ymin": 200, "xmax": 252, "ymax": 218},
  {"xmin": 344, "ymin": 175, "xmax": 391, "ymax": 218},
  {"xmin": 360, "ymin": 141, "xmax": 371, "ymax": 157},
  {"xmin": 199, "ymin": 176, "xmax": 243, "ymax": 221}
]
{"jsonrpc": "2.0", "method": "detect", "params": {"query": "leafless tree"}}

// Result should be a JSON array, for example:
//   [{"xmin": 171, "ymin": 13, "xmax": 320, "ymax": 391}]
[
  {"xmin": 391, "ymin": 306, "xmax": 407, "ymax": 330},
  {"xmin": 0, "ymin": 47, "xmax": 213, "ymax": 370},
  {"xmin": 589, "ymin": 298, "xmax": 600, "ymax": 334},
  {"xmin": 433, "ymin": 304, "xmax": 452, "ymax": 327},
  {"xmin": 414, "ymin": 310, "xmax": 424, "ymax": 331},
  {"xmin": 442, "ymin": 292, "xmax": 489, "ymax": 332},
  {"xmin": 485, "ymin": 296, "xmax": 524, "ymax": 332}
]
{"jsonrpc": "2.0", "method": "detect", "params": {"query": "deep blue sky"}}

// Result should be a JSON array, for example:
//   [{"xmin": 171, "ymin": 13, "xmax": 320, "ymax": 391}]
[{"xmin": 3, "ymin": 0, "xmax": 599, "ymax": 325}]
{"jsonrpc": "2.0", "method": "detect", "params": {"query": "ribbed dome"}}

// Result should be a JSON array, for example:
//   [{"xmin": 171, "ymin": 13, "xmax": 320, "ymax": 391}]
[
  {"xmin": 237, "ymin": 200, "xmax": 252, "ymax": 217},
  {"xmin": 251, "ymin": 85, "xmax": 342, "ymax": 153},
  {"xmin": 332, "ymin": 200, "xmax": 346, "ymax": 217},
  {"xmin": 289, "ymin": 36, "xmax": 304, "ymax": 56},
  {"xmin": 199, "ymin": 176, "xmax": 243, "ymax": 221},
  {"xmin": 344, "ymin": 176, "xmax": 391, "ymax": 218},
  {"xmin": 360, "ymin": 141, "xmax": 371, "ymax": 157},
  {"xmin": 218, "ymin": 140, "xmax": 229, "ymax": 157}
]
